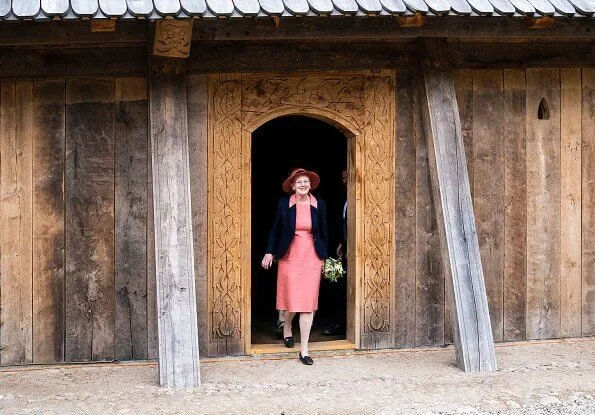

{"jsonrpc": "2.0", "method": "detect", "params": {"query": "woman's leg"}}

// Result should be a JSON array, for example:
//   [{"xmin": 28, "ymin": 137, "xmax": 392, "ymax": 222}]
[
  {"xmin": 299, "ymin": 312, "xmax": 315, "ymax": 356},
  {"xmin": 283, "ymin": 311, "xmax": 296, "ymax": 338}
]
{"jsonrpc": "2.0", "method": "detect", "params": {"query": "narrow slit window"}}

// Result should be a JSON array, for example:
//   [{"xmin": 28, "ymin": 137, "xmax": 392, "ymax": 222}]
[{"xmin": 538, "ymin": 98, "xmax": 549, "ymax": 120}]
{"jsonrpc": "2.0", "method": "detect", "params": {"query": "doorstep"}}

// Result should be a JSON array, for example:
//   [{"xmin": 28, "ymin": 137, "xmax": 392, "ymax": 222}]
[{"xmin": 249, "ymin": 340, "xmax": 355, "ymax": 355}]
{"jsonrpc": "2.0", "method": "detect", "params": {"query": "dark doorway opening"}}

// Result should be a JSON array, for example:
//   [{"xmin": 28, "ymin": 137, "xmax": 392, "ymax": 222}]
[{"xmin": 251, "ymin": 115, "xmax": 347, "ymax": 345}]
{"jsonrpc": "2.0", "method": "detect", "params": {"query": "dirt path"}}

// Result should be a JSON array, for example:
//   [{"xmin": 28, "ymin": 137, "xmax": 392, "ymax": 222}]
[{"xmin": 0, "ymin": 339, "xmax": 593, "ymax": 415}]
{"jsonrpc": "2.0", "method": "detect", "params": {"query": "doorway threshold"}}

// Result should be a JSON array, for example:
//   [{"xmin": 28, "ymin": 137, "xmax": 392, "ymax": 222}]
[{"xmin": 250, "ymin": 340, "xmax": 355, "ymax": 355}]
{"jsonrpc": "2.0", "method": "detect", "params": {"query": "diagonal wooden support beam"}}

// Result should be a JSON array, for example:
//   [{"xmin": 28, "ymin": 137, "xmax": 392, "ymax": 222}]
[
  {"xmin": 417, "ymin": 39, "xmax": 497, "ymax": 372},
  {"xmin": 149, "ymin": 55, "xmax": 201, "ymax": 387}
]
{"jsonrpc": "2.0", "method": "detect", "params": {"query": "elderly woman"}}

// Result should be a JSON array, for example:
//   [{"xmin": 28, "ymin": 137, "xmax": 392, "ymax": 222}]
[{"xmin": 261, "ymin": 168, "xmax": 328, "ymax": 365}]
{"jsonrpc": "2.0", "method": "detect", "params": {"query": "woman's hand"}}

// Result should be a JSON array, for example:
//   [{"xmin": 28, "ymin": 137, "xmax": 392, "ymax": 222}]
[{"xmin": 261, "ymin": 253, "xmax": 274, "ymax": 270}]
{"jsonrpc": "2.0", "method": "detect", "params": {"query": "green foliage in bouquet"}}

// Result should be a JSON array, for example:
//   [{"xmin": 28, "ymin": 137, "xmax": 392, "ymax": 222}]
[{"xmin": 322, "ymin": 257, "xmax": 345, "ymax": 283}]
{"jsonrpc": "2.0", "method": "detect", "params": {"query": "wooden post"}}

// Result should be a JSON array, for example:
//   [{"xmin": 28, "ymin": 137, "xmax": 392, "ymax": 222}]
[
  {"xmin": 417, "ymin": 39, "xmax": 497, "ymax": 372},
  {"xmin": 149, "ymin": 55, "xmax": 200, "ymax": 387}
]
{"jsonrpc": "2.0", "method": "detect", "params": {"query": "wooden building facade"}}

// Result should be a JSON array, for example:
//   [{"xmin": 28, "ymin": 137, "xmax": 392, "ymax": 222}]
[{"xmin": 0, "ymin": 0, "xmax": 593, "ymax": 386}]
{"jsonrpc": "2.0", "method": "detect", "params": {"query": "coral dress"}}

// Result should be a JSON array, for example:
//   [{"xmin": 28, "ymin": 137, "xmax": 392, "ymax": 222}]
[{"xmin": 276, "ymin": 199, "xmax": 323, "ymax": 312}]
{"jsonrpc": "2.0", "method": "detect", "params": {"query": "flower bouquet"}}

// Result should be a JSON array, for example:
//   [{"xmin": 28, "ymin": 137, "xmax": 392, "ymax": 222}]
[{"xmin": 322, "ymin": 257, "xmax": 345, "ymax": 283}]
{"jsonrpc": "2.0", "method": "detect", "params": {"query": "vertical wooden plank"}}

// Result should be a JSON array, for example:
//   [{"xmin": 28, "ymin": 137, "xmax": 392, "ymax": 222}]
[
  {"xmin": 582, "ymin": 68, "xmax": 595, "ymax": 337},
  {"xmin": 347, "ymin": 129, "xmax": 362, "ymax": 348},
  {"xmin": 415, "ymin": 82, "xmax": 444, "ymax": 348},
  {"xmin": 65, "ymin": 79, "xmax": 115, "ymax": 361},
  {"xmin": 150, "ymin": 57, "xmax": 200, "ymax": 387},
  {"xmin": 146, "ymin": 115, "xmax": 158, "ymax": 360},
  {"xmin": 0, "ymin": 81, "xmax": 34, "ymax": 365},
  {"xmin": 394, "ymin": 69, "xmax": 417, "ymax": 349},
  {"xmin": 448, "ymin": 69, "xmax": 474, "ymax": 346},
  {"xmin": 472, "ymin": 70, "xmax": 505, "ymax": 342},
  {"xmin": 526, "ymin": 69, "xmax": 561, "ymax": 340},
  {"xmin": 418, "ymin": 39, "xmax": 496, "ymax": 372},
  {"xmin": 560, "ymin": 68, "xmax": 582, "ymax": 338},
  {"xmin": 115, "ymin": 77, "xmax": 148, "ymax": 360},
  {"xmin": 503, "ymin": 70, "xmax": 527, "ymax": 342},
  {"xmin": 32, "ymin": 80, "xmax": 66, "ymax": 363},
  {"xmin": 187, "ymin": 74, "xmax": 209, "ymax": 355}
]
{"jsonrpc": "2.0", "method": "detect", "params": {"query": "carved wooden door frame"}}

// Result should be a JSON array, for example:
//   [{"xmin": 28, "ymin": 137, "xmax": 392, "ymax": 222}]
[{"xmin": 207, "ymin": 71, "xmax": 396, "ymax": 356}]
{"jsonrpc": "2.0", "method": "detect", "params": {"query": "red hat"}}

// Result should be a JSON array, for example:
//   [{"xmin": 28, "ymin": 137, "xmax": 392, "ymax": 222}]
[{"xmin": 282, "ymin": 168, "xmax": 320, "ymax": 193}]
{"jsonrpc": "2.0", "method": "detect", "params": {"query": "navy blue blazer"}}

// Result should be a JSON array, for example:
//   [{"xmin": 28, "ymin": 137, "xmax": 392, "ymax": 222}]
[{"xmin": 265, "ymin": 195, "xmax": 329, "ymax": 260}]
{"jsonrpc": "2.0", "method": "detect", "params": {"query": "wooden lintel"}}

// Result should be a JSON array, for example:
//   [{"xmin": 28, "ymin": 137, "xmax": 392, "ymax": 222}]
[
  {"xmin": 523, "ymin": 16, "xmax": 555, "ymax": 29},
  {"xmin": 417, "ymin": 38, "xmax": 497, "ymax": 372},
  {"xmin": 153, "ymin": 20, "xmax": 193, "ymax": 59},
  {"xmin": 149, "ymin": 56, "xmax": 200, "ymax": 387},
  {"xmin": 396, "ymin": 14, "xmax": 425, "ymax": 28},
  {"xmin": 90, "ymin": 19, "xmax": 116, "ymax": 33},
  {"xmin": 271, "ymin": 16, "xmax": 280, "ymax": 28}
]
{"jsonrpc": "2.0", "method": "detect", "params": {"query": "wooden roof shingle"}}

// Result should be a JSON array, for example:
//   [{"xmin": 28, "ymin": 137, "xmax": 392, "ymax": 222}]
[{"xmin": 0, "ymin": 0, "xmax": 593, "ymax": 19}]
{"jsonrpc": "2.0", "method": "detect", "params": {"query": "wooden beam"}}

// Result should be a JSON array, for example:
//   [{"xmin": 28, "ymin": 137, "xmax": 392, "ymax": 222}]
[
  {"xmin": 0, "ymin": 21, "xmax": 148, "ymax": 46},
  {"xmin": 185, "ymin": 41, "xmax": 416, "ymax": 73},
  {"xmin": 448, "ymin": 40, "xmax": 595, "ymax": 69},
  {"xmin": 149, "ymin": 56, "xmax": 200, "ymax": 387},
  {"xmin": 0, "ymin": 46, "xmax": 147, "ymax": 80},
  {"xmin": 0, "ymin": 17, "xmax": 592, "ymax": 48},
  {"xmin": 192, "ymin": 16, "xmax": 595, "ymax": 41},
  {"xmin": 417, "ymin": 39, "xmax": 497, "ymax": 372}
]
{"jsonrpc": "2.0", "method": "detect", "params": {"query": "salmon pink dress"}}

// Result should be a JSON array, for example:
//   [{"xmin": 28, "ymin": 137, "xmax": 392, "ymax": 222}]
[{"xmin": 276, "ymin": 197, "xmax": 323, "ymax": 312}]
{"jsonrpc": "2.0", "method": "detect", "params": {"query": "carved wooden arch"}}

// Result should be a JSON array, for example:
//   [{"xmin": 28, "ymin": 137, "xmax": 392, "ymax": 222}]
[
  {"xmin": 207, "ymin": 72, "xmax": 396, "ymax": 356},
  {"xmin": 242, "ymin": 107, "xmax": 363, "ymax": 137}
]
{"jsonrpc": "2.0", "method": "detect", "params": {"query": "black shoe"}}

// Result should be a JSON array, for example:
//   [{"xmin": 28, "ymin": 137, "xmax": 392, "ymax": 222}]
[
  {"xmin": 283, "ymin": 336, "xmax": 294, "ymax": 348},
  {"xmin": 322, "ymin": 323, "xmax": 345, "ymax": 336},
  {"xmin": 299, "ymin": 353, "xmax": 314, "ymax": 365}
]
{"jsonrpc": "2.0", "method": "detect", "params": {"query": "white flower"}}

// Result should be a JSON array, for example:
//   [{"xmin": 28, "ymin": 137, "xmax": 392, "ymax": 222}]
[{"xmin": 322, "ymin": 258, "xmax": 345, "ymax": 283}]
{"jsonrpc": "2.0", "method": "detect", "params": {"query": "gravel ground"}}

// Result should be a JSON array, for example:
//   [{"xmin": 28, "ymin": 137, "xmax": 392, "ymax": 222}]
[{"xmin": 0, "ymin": 339, "xmax": 593, "ymax": 415}]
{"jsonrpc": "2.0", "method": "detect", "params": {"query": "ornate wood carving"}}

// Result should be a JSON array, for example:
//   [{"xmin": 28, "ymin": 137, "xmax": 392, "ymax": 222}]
[
  {"xmin": 361, "ymin": 74, "xmax": 395, "ymax": 337},
  {"xmin": 207, "ymin": 72, "xmax": 396, "ymax": 353},
  {"xmin": 207, "ymin": 75, "xmax": 244, "ymax": 352},
  {"xmin": 241, "ymin": 76, "xmax": 366, "ymax": 132},
  {"xmin": 152, "ymin": 20, "xmax": 193, "ymax": 59}
]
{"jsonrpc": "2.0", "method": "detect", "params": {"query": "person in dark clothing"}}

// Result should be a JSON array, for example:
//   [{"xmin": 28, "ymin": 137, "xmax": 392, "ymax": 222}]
[{"xmin": 323, "ymin": 169, "xmax": 348, "ymax": 336}]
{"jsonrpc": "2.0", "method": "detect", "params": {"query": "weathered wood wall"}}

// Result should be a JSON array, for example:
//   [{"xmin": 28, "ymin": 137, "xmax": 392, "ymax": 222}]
[
  {"xmin": 0, "ymin": 77, "xmax": 156, "ymax": 365},
  {"xmin": 394, "ymin": 67, "xmax": 594, "ymax": 347},
  {"xmin": 0, "ymin": 66, "xmax": 592, "ymax": 364}
]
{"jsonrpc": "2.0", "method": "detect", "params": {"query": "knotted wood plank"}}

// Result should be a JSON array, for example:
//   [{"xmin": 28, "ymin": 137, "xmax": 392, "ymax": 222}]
[
  {"xmin": 394, "ymin": 69, "xmax": 417, "ymax": 349},
  {"xmin": 186, "ymin": 74, "xmax": 209, "ymax": 356},
  {"xmin": 115, "ymin": 77, "xmax": 149, "ymax": 360},
  {"xmin": 0, "ymin": 81, "xmax": 34, "ymax": 365},
  {"xmin": 560, "ymin": 68, "xmax": 582, "ymax": 338},
  {"xmin": 472, "ymin": 70, "xmax": 504, "ymax": 343},
  {"xmin": 32, "ymin": 80, "xmax": 66, "ymax": 363},
  {"xmin": 65, "ymin": 79, "xmax": 115, "ymax": 362},
  {"xmin": 582, "ymin": 68, "xmax": 595, "ymax": 336},
  {"xmin": 526, "ymin": 69, "xmax": 561, "ymax": 340},
  {"xmin": 502, "ymin": 69, "xmax": 527, "ymax": 342}
]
